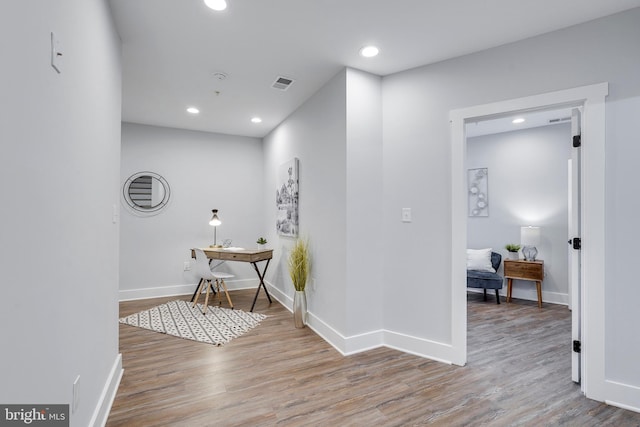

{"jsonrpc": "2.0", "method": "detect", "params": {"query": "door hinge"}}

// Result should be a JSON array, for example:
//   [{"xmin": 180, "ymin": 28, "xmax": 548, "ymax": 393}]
[
  {"xmin": 573, "ymin": 340, "xmax": 581, "ymax": 353},
  {"xmin": 568, "ymin": 237, "xmax": 581, "ymax": 250},
  {"xmin": 573, "ymin": 135, "xmax": 582, "ymax": 147}
]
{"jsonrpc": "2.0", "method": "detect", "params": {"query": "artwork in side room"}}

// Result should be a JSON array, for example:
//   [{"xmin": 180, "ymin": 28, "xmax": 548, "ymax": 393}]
[
  {"xmin": 468, "ymin": 168, "xmax": 489, "ymax": 217},
  {"xmin": 276, "ymin": 158, "xmax": 299, "ymax": 237}
]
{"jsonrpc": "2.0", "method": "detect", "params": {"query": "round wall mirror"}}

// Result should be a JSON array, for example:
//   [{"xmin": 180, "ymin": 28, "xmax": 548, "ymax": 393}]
[{"xmin": 123, "ymin": 172, "xmax": 171, "ymax": 215}]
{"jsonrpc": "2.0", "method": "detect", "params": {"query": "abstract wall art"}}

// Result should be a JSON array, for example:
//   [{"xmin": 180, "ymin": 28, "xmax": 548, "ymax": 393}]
[{"xmin": 468, "ymin": 167, "xmax": 489, "ymax": 217}]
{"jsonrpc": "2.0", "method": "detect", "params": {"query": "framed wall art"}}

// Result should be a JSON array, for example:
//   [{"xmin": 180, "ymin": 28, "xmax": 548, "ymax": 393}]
[
  {"xmin": 468, "ymin": 167, "xmax": 489, "ymax": 217},
  {"xmin": 276, "ymin": 158, "xmax": 299, "ymax": 236}
]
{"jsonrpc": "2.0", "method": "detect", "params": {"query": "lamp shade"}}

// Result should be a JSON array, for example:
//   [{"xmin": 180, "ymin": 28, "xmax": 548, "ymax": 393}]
[
  {"xmin": 520, "ymin": 226, "xmax": 540, "ymax": 246},
  {"xmin": 209, "ymin": 209, "xmax": 221, "ymax": 226}
]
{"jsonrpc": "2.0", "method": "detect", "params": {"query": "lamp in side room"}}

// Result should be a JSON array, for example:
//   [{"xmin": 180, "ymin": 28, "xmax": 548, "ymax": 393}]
[
  {"xmin": 521, "ymin": 226, "xmax": 540, "ymax": 261},
  {"xmin": 209, "ymin": 209, "xmax": 222, "ymax": 248}
]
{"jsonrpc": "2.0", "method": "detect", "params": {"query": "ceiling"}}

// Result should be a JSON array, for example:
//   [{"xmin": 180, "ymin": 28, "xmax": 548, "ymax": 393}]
[{"xmin": 108, "ymin": 0, "xmax": 640, "ymax": 138}]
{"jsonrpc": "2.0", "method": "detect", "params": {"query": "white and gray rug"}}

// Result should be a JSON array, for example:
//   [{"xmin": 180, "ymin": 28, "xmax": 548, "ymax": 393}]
[{"xmin": 119, "ymin": 300, "xmax": 267, "ymax": 346}]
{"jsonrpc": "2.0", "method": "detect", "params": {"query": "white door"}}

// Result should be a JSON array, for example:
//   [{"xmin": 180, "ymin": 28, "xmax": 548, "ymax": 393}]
[{"xmin": 569, "ymin": 107, "xmax": 582, "ymax": 383}]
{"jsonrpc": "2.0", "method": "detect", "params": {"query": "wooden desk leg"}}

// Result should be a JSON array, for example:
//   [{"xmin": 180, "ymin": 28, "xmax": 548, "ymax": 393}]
[
  {"xmin": 250, "ymin": 259, "xmax": 272, "ymax": 312},
  {"xmin": 506, "ymin": 278, "xmax": 513, "ymax": 303},
  {"xmin": 536, "ymin": 281, "xmax": 542, "ymax": 308}
]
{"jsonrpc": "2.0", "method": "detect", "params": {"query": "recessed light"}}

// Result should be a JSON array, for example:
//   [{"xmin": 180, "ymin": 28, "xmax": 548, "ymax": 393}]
[
  {"xmin": 359, "ymin": 45, "xmax": 379, "ymax": 58},
  {"xmin": 512, "ymin": 118, "xmax": 525, "ymax": 124},
  {"xmin": 251, "ymin": 117, "xmax": 262, "ymax": 124},
  {"xmin": 204, "ymin": 0, "xmax": 227, "ymax": 11},
  {"xmin": 187, "ymin": 107, "xmax": 200, "ymax": 114}
]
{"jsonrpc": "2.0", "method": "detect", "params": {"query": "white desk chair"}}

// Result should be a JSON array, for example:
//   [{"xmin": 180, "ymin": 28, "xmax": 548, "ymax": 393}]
[{"xmin": 192, "ymin": 248, "xmax": 234, "ymax": 313}]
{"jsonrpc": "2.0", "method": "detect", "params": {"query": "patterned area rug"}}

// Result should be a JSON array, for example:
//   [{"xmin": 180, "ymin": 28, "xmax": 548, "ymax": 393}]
[{"xmin": 119, "ymin": 300, "xmax": 267, "ymax": 346}]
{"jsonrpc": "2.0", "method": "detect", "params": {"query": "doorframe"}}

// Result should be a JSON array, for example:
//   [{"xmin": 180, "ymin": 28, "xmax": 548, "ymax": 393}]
[{"xmin": 449, "ymin": 82, "xmax": 608, "ymax": 401}]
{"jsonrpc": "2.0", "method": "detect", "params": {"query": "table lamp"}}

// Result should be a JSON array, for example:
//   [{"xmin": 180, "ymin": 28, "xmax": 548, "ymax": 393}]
[
  {"xmin": 521, "ymin": 226, "xmax": 540, "ymax": 261},
  {"xmin": 209, "ymin": 209, "xmax": 222, "ymax": 247}
]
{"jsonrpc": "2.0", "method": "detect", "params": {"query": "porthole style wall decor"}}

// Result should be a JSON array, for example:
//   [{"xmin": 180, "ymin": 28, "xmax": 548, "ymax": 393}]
[
  {"xmin": 468, "ymin": 168, "xmax": 489, "ymax": 217},
  {"xmin": 123, "ymin": 171, "xmax": 171, "ymax": 216}
]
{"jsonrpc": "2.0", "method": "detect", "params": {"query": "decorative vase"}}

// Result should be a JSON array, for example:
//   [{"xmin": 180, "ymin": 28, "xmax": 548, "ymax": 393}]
[
  {"xmin": 293, "ymin": 290, "xmax": 307, "ymax": 328},
  {"xmin": 507, "ymin": 251, "xmax": 519, "ymax": 260},
  {"xmin": 258, "ymin": 243, "xmax": 266, "ymax": 250}
]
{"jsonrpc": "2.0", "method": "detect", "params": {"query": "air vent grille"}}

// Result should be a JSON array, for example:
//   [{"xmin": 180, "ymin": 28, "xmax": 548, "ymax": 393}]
[
  {"xmin": 549, "ymin": 116, "xmax": 571, "ymax": 124},
  {"xmin": 272, "ymin": 76, "xmax": 294, "ymax": 91}
]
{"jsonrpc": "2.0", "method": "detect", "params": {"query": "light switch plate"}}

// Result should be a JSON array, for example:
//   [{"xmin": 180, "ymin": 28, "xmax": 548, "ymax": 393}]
[{"xmin": 402, "ymin": 208, "xmax": 412, "ymax": 222}]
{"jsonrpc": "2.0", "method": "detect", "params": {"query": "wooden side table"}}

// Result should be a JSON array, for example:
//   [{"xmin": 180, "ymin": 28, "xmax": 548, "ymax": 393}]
[{"xmin": 504, "ymin": 259, "xmax": 544, "ymax": 308}]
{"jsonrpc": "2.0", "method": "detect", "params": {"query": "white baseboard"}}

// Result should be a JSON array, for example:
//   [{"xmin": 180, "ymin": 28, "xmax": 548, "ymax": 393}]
[
  {"xmin": 467, "ymin": 287, "xmax": 569, "ymax": 306},
  {"xmin": 267, "ymin": 282, "xmax": 454, "ymax": 363},
  {"xmin": 605, "ymin": 379, "xmax": 640, "ymax": 414},
  {"xmin": 264, "ymin": 282, "xmax": 290, "ymax": 309},
  {"xmin": 383, "ymin": 330, "xmax": 454, "ymax": 364},
  {"xmin": 304, "ymin": 312, "xmax": 453, "ymax": 364},
  {"xmin": 89, "ymin": 353, "xmax": 123, "ymax": 427},
  {"xmin": 263, "ymin": 283, "xmax": 384, "ymax": 356},
  {"xmin": 119, "ymin": 279, "xmax": 258, "ymax": 301}
]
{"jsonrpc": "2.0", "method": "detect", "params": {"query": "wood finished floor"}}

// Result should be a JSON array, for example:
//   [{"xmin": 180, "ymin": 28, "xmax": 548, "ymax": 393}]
[{"xmin": 107, "ymin": 291, "xmax": 640, "ymax": 426}]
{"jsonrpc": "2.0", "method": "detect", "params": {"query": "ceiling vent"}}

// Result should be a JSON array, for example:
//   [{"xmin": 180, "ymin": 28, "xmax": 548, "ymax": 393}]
[
  {"xmin": 272, "ymin": 76, "xmax": 295, "ymax": 91},
  {"xmin": 549, "ymin": 116, "xmax": 571, "ymax": 124}
]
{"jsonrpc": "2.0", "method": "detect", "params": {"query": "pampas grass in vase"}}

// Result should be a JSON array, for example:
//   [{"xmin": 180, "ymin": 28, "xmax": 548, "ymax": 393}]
[{"xmin": 288, "ymin": 238, "xmax": 310, "ymax": 327}]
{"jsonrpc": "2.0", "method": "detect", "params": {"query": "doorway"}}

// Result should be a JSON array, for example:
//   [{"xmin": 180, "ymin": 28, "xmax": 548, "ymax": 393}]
[
  {"xmin": 464, "ymin": 106, "xmax": 576, "ymax": 378},
  {"xmin": 449, "ymin": 83, "xmax": 608, "ymax": 401}
]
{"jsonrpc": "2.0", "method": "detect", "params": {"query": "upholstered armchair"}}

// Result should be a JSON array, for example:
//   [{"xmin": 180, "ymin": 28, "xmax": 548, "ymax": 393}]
[{"xmin": 467, "ymin": 251, "xmax": 503, "ymax": 304}]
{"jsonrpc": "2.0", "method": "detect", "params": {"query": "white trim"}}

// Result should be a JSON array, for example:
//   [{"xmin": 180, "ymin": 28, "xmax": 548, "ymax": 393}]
[
  {"xmin": 118, "ymin": 279, "xmax": 258, "ymax": 301},
  {"xmin": 466, "ymin": 287, "xmax": 569, "ymax": 306},
  {"xmin": 344, "ymin": 330, "xmax": 384, "ymax": 355},
  {"xmin": 581, "ymin": 91, "xmax": 607, "ymax": 401},
  {"xmin": 306, "ymin": 310, "xmax": 351, "ymax": 355},
  {"xmin": 268, "ymin": 281, "xmax": 456, "ymax": 362},
  {"xmin": 305, "ymin": 309, "xmax": 454, "ymax": 363},
  {"xmin": 605, "ymin": 380, "xmax": 640, "ymax": 414},
  {"xmin": 89, "ymin": 353, "xmax": 123, "ymax": 427},
  {"xmin": 267, "ymin": 284, "xmax": 358, "ymax": 356},
  {"xmin": 451, "ymin": 113, "xmax": 467, "ymax": 366},
  {"xmin": 450, "ymin": 83, "xmax": 608, "ymax": 397},
  {"xmin": 383, "ymin": 330, "xmax": 454, "ymax": 365}
]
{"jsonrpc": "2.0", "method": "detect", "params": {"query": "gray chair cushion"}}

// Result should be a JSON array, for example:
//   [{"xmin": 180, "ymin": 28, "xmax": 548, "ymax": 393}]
[{"xmin": 467, "ymin": 252, "xmax": 503, "ymax": 290}]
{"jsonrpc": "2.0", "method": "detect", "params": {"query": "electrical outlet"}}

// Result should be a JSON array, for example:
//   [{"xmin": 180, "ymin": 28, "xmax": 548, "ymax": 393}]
[{"xmin": 183, "ymin": 261, "xmax": 191, "ymax": 271}]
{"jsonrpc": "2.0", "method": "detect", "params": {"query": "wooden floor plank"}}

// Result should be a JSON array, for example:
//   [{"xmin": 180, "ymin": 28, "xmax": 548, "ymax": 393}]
[{"xmin": 107, "ymin": 291, "xmax": 640, "ymax": 426}]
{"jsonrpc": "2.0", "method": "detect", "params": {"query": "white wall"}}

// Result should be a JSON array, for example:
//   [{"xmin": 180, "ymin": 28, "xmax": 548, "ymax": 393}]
[
  {"xmin": 467, "ymin": 124, "xmax": 571, "ymax": 304},
  {"xmin": 263, "ymin": 70, "xmax": 349, "ymax": 339},
  {"xmin": 345, "ymin": 69, "xmax": 384, "ymax": 339},
  {"xmin": 120, "ymin": 123, "xmax": 264, "ymax": 300},
  {"xmin": 383, "ymin": 8, "xmax": 640, "ymax": 407},
  {"xmin": 0, "ymin": 1, "xmax": 122, "ymax": 426},
  {"xmin": 262, "ymin": 68, "xmax": 384, "ymax": 349}
]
